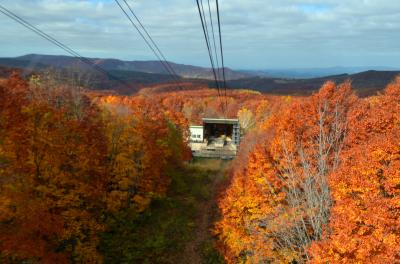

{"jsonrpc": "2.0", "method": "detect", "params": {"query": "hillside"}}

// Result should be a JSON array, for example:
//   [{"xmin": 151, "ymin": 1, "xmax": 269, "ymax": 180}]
[
  {"xmin": 1, "ymin": 55, "xmax": 400, "ymax": 97},
  {"xmin": 0, "ymin": 63, "xmax": 181, "ymax": 95},
  {"xmin": 0, "ymin": 54, "xmax": 249, "ymax": 81},
  {"xmin": 1, "ymin": 67, "xmax": 400, "ymax": 264},
  {"xmin": 241, "ymin": 66, "xmax": 400, "ymax": 79},
  {"xmin": 228, "ymin": 70, "xmax": 400, "ymax": 97}
]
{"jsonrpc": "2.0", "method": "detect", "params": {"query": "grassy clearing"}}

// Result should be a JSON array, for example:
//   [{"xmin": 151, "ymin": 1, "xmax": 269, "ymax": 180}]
[{"xmin": 100, "ymin": 159, "xmax": 227, "ymax": 264}]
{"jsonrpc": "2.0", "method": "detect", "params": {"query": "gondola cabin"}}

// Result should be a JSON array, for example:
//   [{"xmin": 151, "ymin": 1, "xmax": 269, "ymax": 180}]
[{"xmin": 189, "ymin": 118, "xmax": 240, "ymax": 159}]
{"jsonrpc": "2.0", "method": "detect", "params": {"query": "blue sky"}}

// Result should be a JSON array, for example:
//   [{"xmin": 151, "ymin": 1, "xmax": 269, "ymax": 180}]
[{"xmin": 0, "ymin": 0, "xmax": 400, "ymax": 69}]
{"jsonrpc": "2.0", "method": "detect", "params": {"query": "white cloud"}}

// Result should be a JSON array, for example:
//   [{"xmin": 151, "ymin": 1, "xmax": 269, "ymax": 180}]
[{"xmin": 0, "ymin": 0, "xmax": 399, "ymax": 68}]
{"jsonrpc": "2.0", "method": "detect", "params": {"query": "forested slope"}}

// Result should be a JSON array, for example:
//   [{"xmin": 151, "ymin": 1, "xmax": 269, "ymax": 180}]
[
  {"xmin": 216, "ymin": 78, "xmax": 400, "ymax": 263},
  {"xmin": 0, "ymin": 72, "xmax": 190, "ymax": 263},
  {"xmin": 1, "ymin": 70, "xmax": 399, "ymax": 264}
]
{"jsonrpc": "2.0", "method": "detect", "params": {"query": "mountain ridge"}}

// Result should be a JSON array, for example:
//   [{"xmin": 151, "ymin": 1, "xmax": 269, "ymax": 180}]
[
  {"xmin": 8, "ymin": 54, "xmax": 249, "ymax": 80},
  {"xmin": 240, "ymin": 66, "xmax": 400, "ymax": 79},
  {"xmin": 1, "ymin": 54, "xmax": 399, "ymax": 97},
  {"xmin": 228, "ymin": 70, "xmax": 400, "ymax": 97}
]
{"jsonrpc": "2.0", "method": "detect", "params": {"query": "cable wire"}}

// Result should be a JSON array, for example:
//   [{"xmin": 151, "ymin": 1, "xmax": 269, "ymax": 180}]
[
  {"xmin": 200, "ymin": 0, "xmax": 221, "ymax": 96},
  {"xmin": 216, "ymin": 0, "xmax": 228, "ymax": 110},
  {"xmin": 121, "ymin": 0, "xmax": 180, "ymax": 82},
  {"xmin": 207, "ymin": 0, "xmax": 221, "ymax": 83},
  {"xmin": 115, "ymin": 0, "xmax": 182, "ymax": 88},
  {"xmin": 196, "ymin": 0, "xmax": 221, "ymax": 98}
]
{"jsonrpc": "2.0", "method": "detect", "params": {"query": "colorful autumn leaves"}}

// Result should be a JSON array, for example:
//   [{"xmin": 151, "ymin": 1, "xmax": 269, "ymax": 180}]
[
  {"xmin": 217, "ymin": 79, "xmax": 400, "ymax": 263},
  {"xmin": 0, "ymin": 73, "xmax": 189, "ymax": 263},
  {"xmin": 310, "ymin": 78, "xmax": 400, "ymax": 263}
]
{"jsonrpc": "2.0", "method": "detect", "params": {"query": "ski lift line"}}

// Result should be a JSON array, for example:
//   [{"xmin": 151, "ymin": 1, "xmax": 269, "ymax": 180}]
[
  {"xmin": 208, "ymin": 0, "xmax": 228, "ymax": 111},
  {"xmin": 121, "ymin": 0, "xmax": 181, "ymax": 82},
  {"xmin": 216, "ymin": 0, "xmax": 227, "ymax": 93},
  {"xmin": 216, "ymin": 0, "xmax": 229, "ymax": 110},
  {"xmin": 200, "ymin": 0, "xmax": 226, "ymax": 114},
  {"xmin": 0, "ymin": 4, "xmax": 132, "ymax": 88},
  {"xmin": 114, "ymin": 0, "xmax": 174, "ymax": 79},
  {"xmin": 200, "ymin": 0, "xmax": 221, "ymax": 94},
  {"xmin": 114, "ymin": 0, "xmax": 182, "ymax": 88},
  {"xmin": 200, "ymin": 0, "xmax": 216, "ymax": 79},
  {"xmin": 196, "ymin": 0, "xmax": 221, "ymax": 98},
  {"xmin": 207, "ymin": 0, "xmax": 221, "ymax": 83},
  {"xmin": 0, "ymin": 7, "xmax": 78, "ymax": 58}
]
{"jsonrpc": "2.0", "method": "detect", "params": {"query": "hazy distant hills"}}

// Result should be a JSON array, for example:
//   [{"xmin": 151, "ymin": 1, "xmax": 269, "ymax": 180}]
[
  {"xmin": 228, "ymin": 70, "xmax": 400, "ymax": 97},
  {"xmin": 2, "ymin": 54, "xmax": 249, "ymax": 81},
  {"xmin": 0, "ymin": 55, "xmax": 183, "ymax": 94},
  {"xmin": 241, "ymin": 66, "xmax": 400, "ymax": 79},
  {"xmin": 0, "ymin": 57, "xmax": 50, "ymax": 70},
  {"xmin": 1, "ymin": 54, "xmax": 399, "ymax": 96}
]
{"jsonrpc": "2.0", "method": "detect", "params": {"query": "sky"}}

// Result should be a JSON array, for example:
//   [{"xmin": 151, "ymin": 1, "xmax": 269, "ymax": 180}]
[{"xmin": 0, "ymin": 0, "xmax": 400, "ymax": 69}]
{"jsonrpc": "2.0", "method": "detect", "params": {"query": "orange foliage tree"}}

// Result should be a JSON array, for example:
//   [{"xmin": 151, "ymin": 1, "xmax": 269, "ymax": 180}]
[
  {"xmin": 100, "ymin": 95, "xmax": 191, "ymax": 213},
  {"xmin": 0, "ymin": 73, "xmax": 190, "ymax": 263},
  {"xmin": 138, "ymin": 86, "xmax": 276, "ymax": 126},
  {"xmin": 216, "ymin": 81, "xmax": 358, "ymax": 263},
  {"xmin": 0, "ymin": 73, "xmax": 108, "ymax": 263},
  {"xmin": 309, "ymin": 77, "xmax": 400, "ymax": 263}
]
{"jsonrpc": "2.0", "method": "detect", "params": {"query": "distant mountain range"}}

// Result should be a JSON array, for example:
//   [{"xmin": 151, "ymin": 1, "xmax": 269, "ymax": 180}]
[
  {"xmin": 0, "ymin": 54, "xmax": 249, "ymax": 80},
  {"xmin": 0, "ymin": 54, "xmax": 399, "ymax": 96},
  {"xmin": 228, "ymin": 70, "xmax": 400, "ymax": 97},
  {"xmin": 241, "ymin": 66, "xmax": 400, "ymax": 79}
]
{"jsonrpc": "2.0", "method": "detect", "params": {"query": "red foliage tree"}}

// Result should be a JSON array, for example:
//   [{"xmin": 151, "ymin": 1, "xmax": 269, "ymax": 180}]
[{"xmin": 0, "ymin": 73, "xmax": 191, "ymax": 262}]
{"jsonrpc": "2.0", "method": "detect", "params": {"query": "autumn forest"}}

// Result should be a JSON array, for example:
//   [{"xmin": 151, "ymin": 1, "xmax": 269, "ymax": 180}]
[
  {"xmin": 2, "ymin": 0, "xmax": 400, "ymax": 262},
  {"xmin": 0, "ymin": 67, "xmax": 398, "ymax": 264}
]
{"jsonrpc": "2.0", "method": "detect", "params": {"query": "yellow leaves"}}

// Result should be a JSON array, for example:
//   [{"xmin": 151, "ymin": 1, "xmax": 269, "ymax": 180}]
[
  {"xmin": 73, "ymin": 239, "xmax": 104, "ymax": 264},
  {"xmin": 238, "ymin": 107, "xmax": 256, "ymax": 133},
  {"xmin": 132, "ymin": 195, "xmax": 151, "ymax": 213},
  {"xmin": 275, "ymin": 248, "xmax": 300, "ymax": 264},
  {"xmin": 0, "ymin": 73, "xmax": 190, "ymax": 262},
  {"xmin": 357, "ymin": 225, "xmax": 372, "ymax": 236},
  {"xmin": 118, "ymin": 177, "xmax": 131, "ymax": 191},
  {"xmin": 284, "ymin": 95, "xmax": 292, "ymax": 103},
  {"xmin": 0, "ymin": 196, "xmax": 14, "ymax": 222},
  {"xmin": 254, "ymin": 175, "xmax": 266, "ymax": 185},
  {"xmin": 28, "ymin": 74, "xmax": 41, "ymax": 87},
  {"xmin": 367, "ymin": 95, "xmax": 380, "ymax": 107},
  {"xmin": 106, "ymin": 191, "xmax": 128, "ymax": 212},
  {"xmin": 101, "ymin": 95, "xmax": 188, "ymax": 215},
  {"xmin": 382, "ymin": 234, "xmax": 397, "ymax": 247}
]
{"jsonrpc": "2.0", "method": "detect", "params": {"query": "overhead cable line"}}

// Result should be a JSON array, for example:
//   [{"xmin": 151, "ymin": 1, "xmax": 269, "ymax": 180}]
[
  {"xmin": 196, "ymin": 0, "xmax": 221, "ymax": 98},
  {"xmin": 206, "ymin": 0, "xmax": 221, "ymax": 83},
  {"xmin": 0, "ymin": 4, "xmax": 132, "ymax": 89},
  {"xmin": 200, "ymin": 0, "xmax": 221, "ymax": 96},
  {"xmin": 114, "ymin": 0, "xmax": 182, "ymax": 88},
  {"xmin": 121, "ymin": 0, "xmax": 180, "ymax": 82},
  {"xmin": 216, "ymin": 0, "xmax": 229, "ymax": 109},
  {"xmin": 206, "ymin": 0, "xmax": 228, "ymax": 112},
  {"xmin": 216, "ymin": 0, "xmax": 227, "ymax": 93}
]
